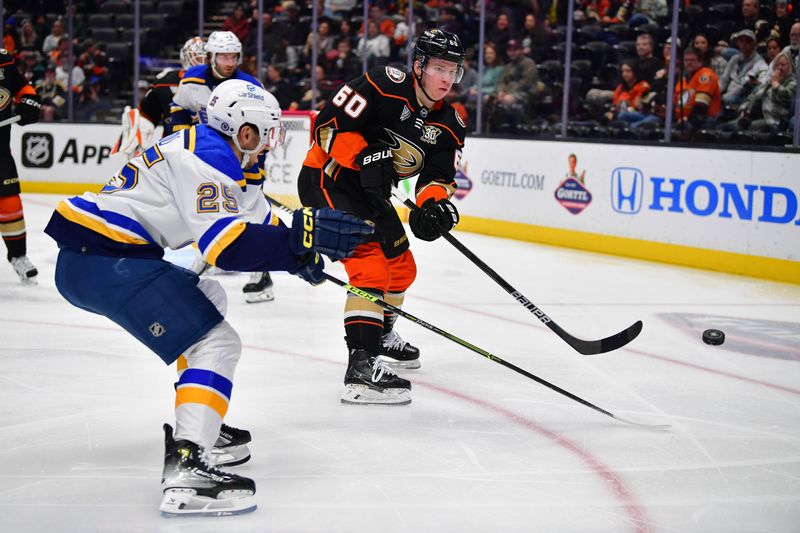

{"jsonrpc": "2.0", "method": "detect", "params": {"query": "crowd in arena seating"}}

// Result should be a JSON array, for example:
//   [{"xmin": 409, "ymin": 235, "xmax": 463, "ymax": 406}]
[{"xmin": 2, "ymin": 0, "xmax": 798, "ymax": 146}]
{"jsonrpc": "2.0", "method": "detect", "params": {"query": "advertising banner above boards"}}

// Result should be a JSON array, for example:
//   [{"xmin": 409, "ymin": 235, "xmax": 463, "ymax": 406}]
[
  {"xmin": 13, "ymin": 121, "xmax": 798, "ymax": 283},
  {"xmin": 451, "ymin": 137, "xmax": 799, "ymax": 283},
  {"xmin": 12, "ymin": 112, "xmax": 316, "ymax": 200}
]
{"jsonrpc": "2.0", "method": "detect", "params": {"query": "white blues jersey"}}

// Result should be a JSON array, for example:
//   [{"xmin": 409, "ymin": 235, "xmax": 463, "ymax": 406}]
[{"xmin": 45, "ymin": 125, "xmax": 298, "ymax": 273}]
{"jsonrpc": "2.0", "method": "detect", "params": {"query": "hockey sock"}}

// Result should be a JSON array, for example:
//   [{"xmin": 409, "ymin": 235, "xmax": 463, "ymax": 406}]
[
  {"xmin": 382, "ymin": 291, "xmax": 405, "ymax": 334},
  {"xmin": 0, "ymin": 195, "xmax": 26, "ymax": 261},
  {"xmin": 344, "ymin": 288, "xmax": 385, "ymax": 351}
]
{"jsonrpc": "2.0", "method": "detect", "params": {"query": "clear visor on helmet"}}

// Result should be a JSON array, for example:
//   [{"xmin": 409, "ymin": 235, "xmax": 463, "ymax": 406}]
[
  {"xmin": 422, "ymin": 62, "xmax": 464, "ymax": 84},
  {"xmin": 239, "ymin": 106, "xmax": 285, "ymax": 151}
]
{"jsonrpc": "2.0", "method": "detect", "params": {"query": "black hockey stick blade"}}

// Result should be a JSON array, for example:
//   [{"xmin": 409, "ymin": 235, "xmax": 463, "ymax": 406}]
[
  {"xmin": 552, "ymin": 319, "xmax": 643, "ymax": 355},
  {"xmin": 397, "ymin": 195, "xmax": 642, "ymax": 355}
]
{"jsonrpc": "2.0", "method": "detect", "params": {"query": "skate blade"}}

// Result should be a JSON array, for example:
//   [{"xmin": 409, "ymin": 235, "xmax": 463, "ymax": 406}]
[
  {"xmin": 160, "ymin": 489, "xmax": 256, "ymax": 517},
  {"xmin": 341, "ymin": 385, "xmax": 411, "ymax": 405},
  {"xmin": 379, "ymin": 355, "xmax": 421, "ymax": 370},
  {"xmin": 210, "ymin": 444, "xmax": 252, "ymax": 467},
  {"xmin": 244, "ymin": 289, "xmax": 275, "ymax": 303}
]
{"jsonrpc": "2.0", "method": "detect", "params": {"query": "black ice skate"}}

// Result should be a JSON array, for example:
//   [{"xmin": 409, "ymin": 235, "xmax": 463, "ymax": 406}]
[
  {"xmin": 242, "ymin": 271, "xmax": 274, "ymax": 303},
  {"xmin": 210, "ymin": 423, "xmax": 252, "ymax": 467},
  {"xmin": 379, "ymin": 330, "xmax": 421, "ymax": 369},
  {"xmin": 159, "ymin": 424, "xmax": 256, "ymax": 517},
  {"xmin": 10, "ymin": 255, "xmax": 37, "ymax": 284},
  {"xmin": 341, "ymin": 348, "xmax": 411, "ymax": 405}
]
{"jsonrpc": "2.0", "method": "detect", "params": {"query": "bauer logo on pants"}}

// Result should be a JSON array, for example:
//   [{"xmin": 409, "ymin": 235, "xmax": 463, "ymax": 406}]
[{"xmin": 21, "ymin": 132, "xmax": 54, "ymax": 168}]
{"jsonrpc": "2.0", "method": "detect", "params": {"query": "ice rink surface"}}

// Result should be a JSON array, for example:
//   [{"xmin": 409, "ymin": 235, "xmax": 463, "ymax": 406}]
[{"xmin": 2, "ymin": 194, "xmax": 799, "ymax": 533}]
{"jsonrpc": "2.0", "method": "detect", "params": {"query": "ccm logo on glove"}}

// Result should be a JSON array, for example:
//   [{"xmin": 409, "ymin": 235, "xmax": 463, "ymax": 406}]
[{"xmin": 302, "ymin": 207, "xmax": 314, "ymax": 249}]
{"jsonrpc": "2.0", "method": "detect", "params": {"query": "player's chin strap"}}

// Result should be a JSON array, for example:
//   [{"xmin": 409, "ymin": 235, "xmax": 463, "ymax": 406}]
[{"xmin": 413, "ymin": 65, "xmax": 440, "ymax": 107}]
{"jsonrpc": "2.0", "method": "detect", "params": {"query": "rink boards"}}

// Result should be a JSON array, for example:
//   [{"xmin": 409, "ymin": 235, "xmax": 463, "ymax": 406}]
[{"xmin": 12, "ymin": 119, "xmax": 799, "ymax": 284}]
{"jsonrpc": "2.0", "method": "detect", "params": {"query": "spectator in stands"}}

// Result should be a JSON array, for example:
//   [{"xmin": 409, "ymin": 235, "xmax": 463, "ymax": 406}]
[
  {"xmin": 19, "ymin": 51, "xmax": 44, "ymax": 83},
  {"xmin": 297, "ymin": 64, "xmax": 336, "ymax": 111},
  {"xmin": 488, "ymin": 12, "xmax": 514, "ymax": 58},
  {"xmin": 326, "ymin": 38, "xmax": 361, "ymax": 85},
  {"xmin": 49, "ymin": 36, "xmax": 69, "ymax": 63},
  {"xmin": 338, "ymin": 18, "xmax": 358, "ymax": 49},
  {"xmin": 265, "ymin": 64, "xmax": 294, "ymax": 110},
  {"xmin": 42, "ymin": 18, "xmax": 65, "ymax": 56},
  {"xmin": 520, "ymin": 12, "xmax": 552, "ymax": 61},
  {"xmin": 769, "ymin": 0, "xmax": 795, "ymax": 48},
  {"xmin": 325, "ymin": 0, "xmax": 358, "ymax": 19},
  {"xmin": 781, "ymin": 22, "xmax": 800, "ymax": 68},
  {"xmin": 357, "ymin": 20, "xmax": 391, "ymax": 68},
  {"xmin": 244, "ymin": 11, "xmax": 283, "ymax": 59},
  {"xmin": 54, "ymin": 53, "xmax": 85, "ymax": 90},
  {"xmin": 366, "ymin": 3, "xmax": 396, "ymax": 39},
  {"xmin": 75, "ymin": 76, "xmax": 111, "ymax": 122},
  {"xmin": 469, "ymin": 42, "xmax": 504, "ymax": 102},
  {"xmin": 493, "ymin": 39, "xmax": 540, "ymax": 131},
  {"xmin": 634, "ymin": 33, "xmax": 662, "ymax": 84},
  {"xmin": 577, "ymin": 0, "xmax": 613, "ymax": 23},
  {"xmin": 693, "ymin": 33, "xmax": 727, "ymax": 77},
  {"xmin": 736, "ymin": 51, "xmax": 797, "ymax": 132},
  {"xmin": 303, "ymin": 18, "xmax": 334, "ymax": 62},
  {"xmin": 608, "ymin": 60, "xmax": 651, "ymax": 124},
  {"xmin": 35, "ymin": 64, "xmax": 66, "ymax": 122},
  {"xmin": 627, "ymin": 0, "xmax": 668, "ymax": 28},
  {"xmin": 766, "ymin": 37, "xmax": 783, "ymax": 63},
  {"xmin": 3, "ymin": 23, "xmax": 17, "ymax": 53},
  {"xmin": 674, "ymin": 47, "xmax": 721, "ymax": 138},
  {"xmin": 736, "ymin": 0, "xmax": 770, "ymax": 49},
  {"xmin": 222, "ymin": 3, "xmax": 252, "ymax": 45},
  {"xmin": 17, "ymin": 19, "xmax": 38, "ymax": 53},
  {"xmin": 719, "ymin": 29, "xmax": 768, "ymax": 106}
]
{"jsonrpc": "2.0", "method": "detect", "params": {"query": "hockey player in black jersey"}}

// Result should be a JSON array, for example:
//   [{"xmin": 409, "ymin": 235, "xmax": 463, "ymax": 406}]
[
  {"xmin": 0, "ymin": 48, "xmax": 42, "ymax": 283},
  {"xmin": 114, "ymin": 36, "xmax": 205, "ymax": 159},
  {"xmin": 298, "ymin": 29, "xmax": 466, "ymax": 404}
]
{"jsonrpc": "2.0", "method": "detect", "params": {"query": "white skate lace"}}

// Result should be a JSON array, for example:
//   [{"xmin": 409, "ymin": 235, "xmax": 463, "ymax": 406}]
[
  {"xmin": 371, "ymin": 357, "xmax": 398, "ymax": 382},
  {"xmin": 382, "ymin": 330, "xmax": 407, "ymax": 351}
]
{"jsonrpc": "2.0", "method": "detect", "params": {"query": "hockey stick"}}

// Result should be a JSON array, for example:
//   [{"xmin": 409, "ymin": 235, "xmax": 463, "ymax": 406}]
[
  {"xmin": 324, "ymin": 273, "xmax": 669, "ymax": 430},
  {"xmin": 263, "ymin": 194, "xmax": 666, "ymax": 429},
  {"xmin": 395, "ymin": 193, "xmax": 642, "ymax": 355},
  {"xmin": 0, "ymin": 115, "xmax": 21, "ymax": 128}
]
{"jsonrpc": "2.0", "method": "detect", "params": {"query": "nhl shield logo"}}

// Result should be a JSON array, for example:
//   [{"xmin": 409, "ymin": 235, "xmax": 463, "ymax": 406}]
[
  {"xmin": 21, "ymin": 132, "xmax": 54, "ymax": 168},
  {"xmin": 149, "ymin": 322, "xmax": 166, "ymax": 337}
]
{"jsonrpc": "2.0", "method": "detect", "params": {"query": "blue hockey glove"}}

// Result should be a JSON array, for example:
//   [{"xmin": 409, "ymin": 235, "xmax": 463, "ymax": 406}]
[
  {"xmin": 289, "ymin": 207, "xmax": 374, "ymax": 260},
  {"xmin": 292, "ymin": 252, "xmax": 325, "ymax": 286}
]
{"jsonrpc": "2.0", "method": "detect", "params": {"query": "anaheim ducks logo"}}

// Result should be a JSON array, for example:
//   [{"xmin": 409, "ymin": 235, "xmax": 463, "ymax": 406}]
[{"xmin": 384, "ymin": 128, "xmax": 425, "ymax": 178}]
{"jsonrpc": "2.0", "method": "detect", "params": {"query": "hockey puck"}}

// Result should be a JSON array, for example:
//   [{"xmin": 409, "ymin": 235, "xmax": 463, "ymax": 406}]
[{"xmin": 702, "ymin": 329, "xmax": 725, "ymax": 346}]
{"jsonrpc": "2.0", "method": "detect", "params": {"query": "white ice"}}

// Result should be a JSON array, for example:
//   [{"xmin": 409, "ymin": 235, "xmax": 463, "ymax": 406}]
[{"xmin": 2, "ymin": 194, "xmax": 799, "ymax": 533}]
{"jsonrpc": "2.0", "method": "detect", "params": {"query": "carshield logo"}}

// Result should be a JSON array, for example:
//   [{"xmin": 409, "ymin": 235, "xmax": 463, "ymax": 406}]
[{"xmin": 611, "ymin": 167, "xmax": 644, "ymax": 214}]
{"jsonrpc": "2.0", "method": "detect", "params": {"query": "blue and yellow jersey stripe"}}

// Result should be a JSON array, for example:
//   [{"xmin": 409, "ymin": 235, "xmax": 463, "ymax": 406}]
[
  {"xmin": 175, "ymin": 368, "xmax": 233, "ymax": 418},
  {"xmin": 180, "ymin": 76, "xmax": 206, "ymax": 85},
  {"xmin": 56, "ymin": 196, "xmax": 156, "ymax": 245},
  {"xmin": 198, "ymin": 216, "xmax": 246, "ymax": 265}
]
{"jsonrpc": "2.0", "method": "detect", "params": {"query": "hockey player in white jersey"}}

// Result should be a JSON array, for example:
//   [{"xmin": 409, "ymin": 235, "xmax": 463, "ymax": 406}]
[
  {"xmin": 44, "ymin": 79, "xmax": 374, "ymax": 517},
  {"xmin": 115, "ymin": 36, "xmax": 206, "ymax": 159},
  {"xmin": 170, "ymin": 30, "xmax": 278, "ymax": 303}
]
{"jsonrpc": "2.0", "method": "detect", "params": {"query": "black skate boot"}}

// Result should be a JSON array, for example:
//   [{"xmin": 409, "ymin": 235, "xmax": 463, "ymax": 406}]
[
  {"xmin": 242, "ymin": 271, "xmax": 274, "ymax": 303},
  {"xmin": 379, "ymin": 330, "xmax": 421, "ymax": 369},
  {"xmin": 159, "ymin": 424, "xmax": 256, "ymax": 517},
  {"xmin": 210, "ymin": 423, "xmax": 252, "ymax": 467},
  {"xmin": 341, "ymin": 348, "xmax": 411, "ymax": 405}
]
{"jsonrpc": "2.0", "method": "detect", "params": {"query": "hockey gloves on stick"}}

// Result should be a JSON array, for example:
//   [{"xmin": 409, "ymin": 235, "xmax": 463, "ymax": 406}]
[
  {"xmin": 356, "ymin": 142, "xmax": 397, "ymax": 211},
  {"xmin": 289, "ymin": 207, "xmax": 374, "ymax": 261},
  {"xmin": 408, "ymin": 199, "xmax": 459, "ymax": 242},
  {"xmin": 17, "ymin": 95, "xmax": 42, "ymax": 125}
]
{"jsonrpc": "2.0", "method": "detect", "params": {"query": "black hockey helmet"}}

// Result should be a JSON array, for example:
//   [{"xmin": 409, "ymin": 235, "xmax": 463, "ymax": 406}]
[{"xmin": 413, "ymin": 29, "xmax": 465, "ymax": 82}]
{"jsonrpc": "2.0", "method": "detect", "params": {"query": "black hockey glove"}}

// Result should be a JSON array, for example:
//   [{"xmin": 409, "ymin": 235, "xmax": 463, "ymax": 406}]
[
  {"xmin": 292, "ymin": 252, "xmax": 325, "ymax": 286},
  {"xmin": 408, "ymin": 199, "xmax": 459, "ymax": 242},
  {"xmin": 17, "ymin": 94, "xmax": 42, "ymax": 125},
  {"xmin": 356, "ymin": 142, "xmax": 397, "ymax": 202},
  {"xmin": 289, "ymin": 207, "xmax": 374, "ymax": 261}
]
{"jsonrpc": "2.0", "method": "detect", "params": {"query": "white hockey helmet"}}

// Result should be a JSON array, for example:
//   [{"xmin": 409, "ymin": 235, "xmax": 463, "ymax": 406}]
[
  {"xmin": 180, "ymin": 36, "xmax": 205, "ymax": 70},
  {"xmin": 206, "ymin": 31, "xmax": 242, "ymax": 77},
  {"xmin": 207, "ymin": 79, "xmax": 285, "ymax": 166}
]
